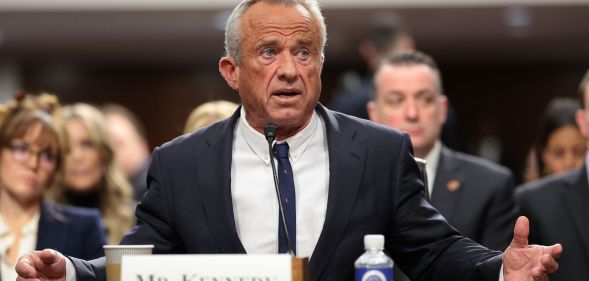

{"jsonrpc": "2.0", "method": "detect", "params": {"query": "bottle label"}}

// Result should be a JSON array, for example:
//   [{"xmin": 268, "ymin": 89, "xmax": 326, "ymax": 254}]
[{"xmin": 355, "ymin": 268, "xmax": 393, "ymax": 281}]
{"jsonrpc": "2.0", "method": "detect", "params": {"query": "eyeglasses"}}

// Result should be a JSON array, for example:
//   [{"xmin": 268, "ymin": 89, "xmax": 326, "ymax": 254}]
[{"xmin": 5, "ymin": 142, "xmax": 58, "ymax": 169}]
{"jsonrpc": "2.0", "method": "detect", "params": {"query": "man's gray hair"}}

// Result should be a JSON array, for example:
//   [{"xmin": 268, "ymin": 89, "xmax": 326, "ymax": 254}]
[{"xmin": 224, "ymin": 0, "xmax": 327, "ymax": 64}]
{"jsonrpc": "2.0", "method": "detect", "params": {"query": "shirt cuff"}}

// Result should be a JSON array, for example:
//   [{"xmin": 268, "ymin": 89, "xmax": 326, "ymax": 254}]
[
  {"xmin": 498, "ymin": 263, "xmax": 504, "ymax": 281},
  {"xmin": 65, "ymin": 257, "xmax": 77, "ymax": 281}
]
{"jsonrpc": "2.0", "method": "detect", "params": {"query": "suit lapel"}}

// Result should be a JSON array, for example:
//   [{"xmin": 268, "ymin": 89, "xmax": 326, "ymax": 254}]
[
  {"xmin": 430, "ymin": 147, "xmax": 463, "ymax": 220},
  {"xmin": 560, "ymin": 166, "xmax": 589, "ymax": 263},
  {"xmin": 309, "ymin": 105, "xmax": 367, "ymax": 281},
  {"xmin": 36, "ymin": 201, "xmax": 66, "ymax": 251},
  {"xmin": 196, "ymin": 109, "xmax": 246, "ymax": 253}
]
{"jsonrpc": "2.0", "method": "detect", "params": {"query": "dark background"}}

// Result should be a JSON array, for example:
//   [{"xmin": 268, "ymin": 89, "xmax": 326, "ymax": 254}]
[{"xmin": 1, "ymin": 2, "xmax": 588, "ymax": 182}]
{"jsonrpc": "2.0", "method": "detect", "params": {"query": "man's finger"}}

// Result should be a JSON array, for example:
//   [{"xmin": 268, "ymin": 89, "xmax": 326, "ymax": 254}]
[
  {"xmin": 545, "ymin": 243, "xmax": 563, "ymax": 259},
  {"xmin": 511, "ymin": 216, "xmax": 529, "ymax": 249},
  {"xmin": 15, "ymin": 254, "xmax": 39, "ymax": 278},
  {"xmin": 530, "ymin": 267, "xmax": 547, "ymax": 281},
  {"xmin": 541, "ymin": 254, "xmax": 559, "ymax": 273},
  {"xmin": 16, "ymin": 277, "xmax": 41, "ymax": 281}
]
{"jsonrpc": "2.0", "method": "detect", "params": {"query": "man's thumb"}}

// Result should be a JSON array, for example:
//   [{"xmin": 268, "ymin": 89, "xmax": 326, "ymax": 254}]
[
  {"xmin": 511, "ymin": 216, "xmax": 530, "ymax": 249},
  {"xmin": 39, "ymin": 249, "xmax": 61, "ymax": 264}
]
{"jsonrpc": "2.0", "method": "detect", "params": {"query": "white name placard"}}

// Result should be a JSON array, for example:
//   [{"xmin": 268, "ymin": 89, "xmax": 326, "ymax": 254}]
[{"xmin": 121, "ymin": 254, "xmax": 293, "ymax": 281}]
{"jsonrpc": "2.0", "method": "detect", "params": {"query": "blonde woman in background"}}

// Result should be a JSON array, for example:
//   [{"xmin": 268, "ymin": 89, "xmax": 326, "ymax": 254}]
[
  {"xmin": 0, "ymin": 93, "xmax": 105, "ymax": 281},
  {"xmin": 48, "ymin": 103, "xmax": 134, "ymax": 244},
  {"xmin": 184, "ymin": 100, "xmax": 239, "ymax": 133}
]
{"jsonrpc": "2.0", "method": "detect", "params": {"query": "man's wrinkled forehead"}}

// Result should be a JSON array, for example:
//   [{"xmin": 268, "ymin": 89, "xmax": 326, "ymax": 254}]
[{"xmin": 243, "ymin": 2, "xmax": 315, "ymax": 30}]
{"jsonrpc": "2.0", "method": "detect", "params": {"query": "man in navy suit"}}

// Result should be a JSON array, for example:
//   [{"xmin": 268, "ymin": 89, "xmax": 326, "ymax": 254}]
[
  {"xmin": 16, "ymin": 1, "xmax": 561, "ymax": 281},
  {"xmin": 367, "ymin": 50, "xmax": 517, "ymax": 251},
  {"xmin": 516, "ymin": 69, "xmax": 589, "ymax": 281},
  {"xmin": 367, "ymin": 50, "xmax": 518, "ymax": 281}
]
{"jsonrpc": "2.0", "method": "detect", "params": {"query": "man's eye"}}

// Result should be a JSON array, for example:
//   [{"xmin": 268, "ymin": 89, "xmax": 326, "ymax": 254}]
[
  {"xmin": 418, "ymin": 96, "xmax": 435, "ymax": 106},
  {"xmin": 262, "ymin": 49, "xmax": 275, "ymax": 58},
  {"xmin": 384, "ymin": 96, "xmax": 403, "ymax": 106},
  {"xmin": 299, "ymin": 49, "xmax": 310, "ymax": 58}
]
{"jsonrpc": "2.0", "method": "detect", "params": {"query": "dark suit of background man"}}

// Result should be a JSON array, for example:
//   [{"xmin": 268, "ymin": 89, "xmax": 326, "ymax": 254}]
[
  {"xmin": 15, "ymin": 1, "xmax": 561, "ymax": 281},
  {"xmin": 516, "ymin": 69, "xmax": 589, "ymax": 281},
  {"xmin": 367, "ymin": 50, "xmax": 518, "ymax": 281},
  {"xmin": 367, "ymin": 51, "xmax": 517, "ymax": 250}
]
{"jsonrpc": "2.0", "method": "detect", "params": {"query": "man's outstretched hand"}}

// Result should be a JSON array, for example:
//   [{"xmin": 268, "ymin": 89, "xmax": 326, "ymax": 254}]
[
  {"xmin": 503, "ymin": 216, "xmax": 563, "ymax": 281},
  {"xmin": 15, "ymin": 249, "xmax": 67, "ymax": 281}
]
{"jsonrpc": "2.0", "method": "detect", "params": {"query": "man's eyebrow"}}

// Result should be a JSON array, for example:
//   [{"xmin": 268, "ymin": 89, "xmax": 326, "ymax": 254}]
[
  {"xmin": 385, "ymin": 90, "xmax": 403, "ymax": 96},
  {"xmin": 255, "ymin": 38, "xmax": 280, "ymax": 49},
  {"xmin": 296, "ymin": 37, "xmax": 314, "ymax": 46},
  {"xmin": 296, "ymin": 37, "xmax": 317, "ymax": 46}
]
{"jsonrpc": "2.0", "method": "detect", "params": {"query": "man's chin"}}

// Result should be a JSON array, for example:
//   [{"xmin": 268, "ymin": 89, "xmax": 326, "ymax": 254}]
[{"xmin": 270, "ymin": 110, "xmax": 310, "ymax": 126}]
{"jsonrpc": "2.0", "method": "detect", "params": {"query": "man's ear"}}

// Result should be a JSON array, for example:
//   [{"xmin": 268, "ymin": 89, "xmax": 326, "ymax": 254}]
[
  {"xmin": 219, "ymin": 56, "xmax": 239, "ymax": 91},
  {"xmin": 438, "ymin": 95, "xmax": 448, "ymax": 125},
  {"xmin": 367, "ymin": 101, "xmax": 378, "ymax": 122},
  {"xmin": 576, "ymin": 109, "xmax": 589, "ymax": 139}
]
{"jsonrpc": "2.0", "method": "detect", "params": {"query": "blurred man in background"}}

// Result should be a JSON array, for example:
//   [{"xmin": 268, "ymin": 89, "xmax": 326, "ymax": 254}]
[
  {"xmin": 329, "ymin": 13, "xmax": 414, "ymax": 119},
  {"xmin": 101, "ymin": 104, "xmax": 150, "ymax": 201},
  {"xmin": 516, "ymin": 69, "xmax": 589, "ymax": 281},
  {"xmin": 368, "ymin": 51, "xmax": 518, "ymax": 280}
]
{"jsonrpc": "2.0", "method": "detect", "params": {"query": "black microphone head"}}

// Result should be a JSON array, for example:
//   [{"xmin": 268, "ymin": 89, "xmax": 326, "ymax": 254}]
[{"xmin": 264, "ymin": 122, "xmax": 278, "ymax": 143}]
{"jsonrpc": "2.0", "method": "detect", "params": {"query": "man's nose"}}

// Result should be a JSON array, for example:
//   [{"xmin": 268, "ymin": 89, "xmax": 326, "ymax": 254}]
[
  {"xmin": 404, "ymin": 101, "xmax": 419, "ymax": 121},
  {"xmin": 277, "ymin": 54, "xmax": 298, "ymax": 83}
]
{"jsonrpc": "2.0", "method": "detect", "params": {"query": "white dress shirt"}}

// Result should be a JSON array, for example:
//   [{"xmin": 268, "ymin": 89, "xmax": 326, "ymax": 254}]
[
  {"xmin": 424, "ymin": 141, "xmax": 442, "ymax": 197},
  {"xmin": 232, "ymin": 108, "xmax": 329, "ymax": 257},
  {"xmin": 0, "ymin": 212, "xmax": 40, "ymax": 281}
]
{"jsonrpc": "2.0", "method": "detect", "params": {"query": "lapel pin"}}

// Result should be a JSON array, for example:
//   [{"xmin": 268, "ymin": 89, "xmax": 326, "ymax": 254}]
[{"xmin": 447, "ymin": 179, "xmax": 460, "ymax": 192}]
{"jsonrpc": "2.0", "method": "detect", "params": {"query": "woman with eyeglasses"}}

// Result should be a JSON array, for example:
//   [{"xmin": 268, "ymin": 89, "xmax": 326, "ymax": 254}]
[
  {"xmin": 48, "ymin": 103, "xmax": 134, "ymax": 244},
  {"xmin": 0, "ymin": 93, "xmax": 106, "ymax": 281}
]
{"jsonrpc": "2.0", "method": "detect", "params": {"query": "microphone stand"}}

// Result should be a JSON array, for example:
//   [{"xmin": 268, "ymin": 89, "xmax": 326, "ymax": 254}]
[{"xmin": 265, "ymin": 122, "xmax": 295, "ymax": 256}]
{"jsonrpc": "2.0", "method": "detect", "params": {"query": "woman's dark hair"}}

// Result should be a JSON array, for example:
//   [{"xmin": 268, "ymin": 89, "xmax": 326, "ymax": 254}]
[{"xmin": 535, "ymin": 97, "xmax": 581, "ymax": 173}]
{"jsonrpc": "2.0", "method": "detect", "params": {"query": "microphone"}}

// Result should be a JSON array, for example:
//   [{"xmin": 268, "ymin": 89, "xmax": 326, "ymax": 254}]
[{"xmin": 264, "ymin": 122, "xmax": 294, "ymax": 256}]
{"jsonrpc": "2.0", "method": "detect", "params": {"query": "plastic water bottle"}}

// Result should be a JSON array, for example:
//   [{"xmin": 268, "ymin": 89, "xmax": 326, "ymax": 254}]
[{"xmin": 354, "ymin": 234, "xmax": 394, "ymax": 281}]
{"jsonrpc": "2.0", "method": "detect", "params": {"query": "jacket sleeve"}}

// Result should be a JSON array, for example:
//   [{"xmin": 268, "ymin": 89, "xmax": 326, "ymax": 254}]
[
  {"xmin": 119, "ymin": 147, "xmax": 184, "ymax": 252},
  {"xmin": 480, "ymin": 171, "xmax": 517, "ymax": 251},
  {"xmin": 388, "ymin": 134, "xmax": 503, "ymax": 281}
]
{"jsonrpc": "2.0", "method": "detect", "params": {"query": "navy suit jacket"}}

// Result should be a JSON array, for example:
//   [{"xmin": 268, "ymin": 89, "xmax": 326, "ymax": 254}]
[
  {"xmin": 431, "ymin": 147, "xmax": 516, "ymax": 251},
  {"xmin": 38, "ymin": 200, "xmax": 106, "ymax": 260},
  {"xmin": 516, "ymin": 166, "xmax": 589, "ymax": 281},
  {"xmin": 72, "ymin": 105, "xmax": 502, "ymax": 281}
]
